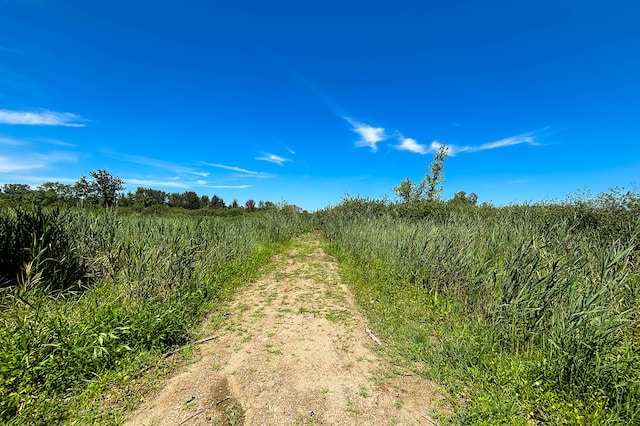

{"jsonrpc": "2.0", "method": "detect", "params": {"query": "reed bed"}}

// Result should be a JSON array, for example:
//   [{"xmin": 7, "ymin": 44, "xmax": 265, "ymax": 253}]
[
  {"xmin": 0, "ymin": 207, "xmax": 313, "ymax": 424},
  {"xmin": 320, "ymin": 199, "xmax": 639, "ymax": 424}
]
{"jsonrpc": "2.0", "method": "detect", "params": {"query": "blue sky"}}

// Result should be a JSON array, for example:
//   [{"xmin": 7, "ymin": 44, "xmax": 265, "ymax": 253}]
[{"xmin": 1, "ymin": 0, "xmax": 638, "ymax": 211}]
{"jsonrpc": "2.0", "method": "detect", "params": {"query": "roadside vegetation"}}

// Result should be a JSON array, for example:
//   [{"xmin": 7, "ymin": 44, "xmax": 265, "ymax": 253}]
[
  {"xmin": 1, "ymin": 159, "xmax": 639, "ymax": 424},
  {"xmin": 318, "ymin": 189, "xmax": 639, "ymax": 424},
  {"xmin": 0, "ymin": 205, "xmax": 314, "ymax": 424}
]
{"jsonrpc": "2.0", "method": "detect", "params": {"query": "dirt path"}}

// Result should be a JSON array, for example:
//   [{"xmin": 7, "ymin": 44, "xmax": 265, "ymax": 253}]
[{"xmin": 125, "ymin": 233, "xmax": 440, "ymax": 425}]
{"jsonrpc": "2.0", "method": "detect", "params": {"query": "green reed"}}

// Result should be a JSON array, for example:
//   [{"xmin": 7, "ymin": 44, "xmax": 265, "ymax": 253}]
[
  {"xmin": 320, "ymin": 200, "xmax": 639, "ymax": 423},
  {"xmin": 0, "ymin": 207, "xmax": 313, "ymax": 424}
]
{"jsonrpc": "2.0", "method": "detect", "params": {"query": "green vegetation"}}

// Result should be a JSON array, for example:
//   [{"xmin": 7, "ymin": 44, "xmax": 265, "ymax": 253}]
[
  {"xmin": 2, "ymin": 164, "xmax": 639, "ymax": 424},
  {"xmin": 0, "ymin": 206, "xmax": 314, "ymax": 424},
  {"xmin": 319, "ymin": 191, "xmax": 640, "ymax": 424},
  {"xmin": 393, "ymin": 142, "xmax": 454, "ymax": 202},
  {"xmin": 0, "ymin": 169, "xmax": 304, "ymax": 214}
]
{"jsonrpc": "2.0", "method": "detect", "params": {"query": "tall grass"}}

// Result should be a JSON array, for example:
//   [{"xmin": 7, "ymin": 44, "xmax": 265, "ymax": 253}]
[
  {"xmin": 0, "ymin": 207, "xmax": 314, "ymax": 424},
  {"xmin": 320, "ymin": 197, "xmax": 640, "ymax": 423},
  {"xmin": 0, "ymin": 207, "xmax": 90, "ymax": 292}
]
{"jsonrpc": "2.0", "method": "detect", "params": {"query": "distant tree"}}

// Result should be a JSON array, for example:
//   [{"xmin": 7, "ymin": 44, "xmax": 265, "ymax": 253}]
[
  {"xmin": 73, "ymin": 170, "xmax": 124, "ymax": 207},
  {"xmin": 181, "ymin": 191, "xmax": 201, "ymax": 210},
  {"xmin": 36, "ymin": 182, "xmax": 74, "ymax": 205},
  {"xmin": 245, "ymin": 199, "xmax": 256, "ymax": 212},
  {"xmin": 393, "ymin": 178, "xmax": 414, "ymax": 202},
  {"xmin": 450, "ymin": 191, "xmax": 478, "ymax": 206},
  {"xmin": 200, "ymin": 195, "xmax": 210, "ymax": 206},
  {"xmin": 74, "ymin": 176, "xmax": 94, "ymax": 206},
  {"xmin": 167, "ymin": 192, "xmax": 182, "ymax": 208},
  {"xmin": 118, "ymin": 192, "xmax": 135, "ymax": 207},
  {"xmin": 209, "ymin": 195, "xmax": 225, "ymax": 209},
  {"xmin": 90, "ymin": 170, "xmax": 124, "ymax": 207},
  {"xmin": 230, "ymin": 199, "xmax": 239, "ymax": 209},
  {"xmin": 279, "ymin": 202, "xmax": 302, "ymax": 213},
  {"xmin": 263, "ymin": 201, "xmax": 277, "ymax": 210},
  {"xmin": 134, "ymin": 187, "xmax": 167, "ymax": 207},
  {"xmin": 392, "ymin": 143, "xmax": 449, "ymax": 202},
  {"xmin": 1, "ymin": 184, "xmax": 33, "ymax": 204}
]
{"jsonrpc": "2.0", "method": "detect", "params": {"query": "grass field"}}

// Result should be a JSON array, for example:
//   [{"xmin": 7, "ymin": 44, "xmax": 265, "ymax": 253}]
[{"xmin": 1, "ymin": 192, "xmax": 638, "ymax": 424}]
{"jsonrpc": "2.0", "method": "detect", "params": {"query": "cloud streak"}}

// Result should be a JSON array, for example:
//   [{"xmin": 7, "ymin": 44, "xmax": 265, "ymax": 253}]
[
  {"xmin": 395, "ymin": 137, "xmax": 428, "ymax": 154},
  {"xmin": 0, "ymin": 136, "xmax": 23, "ymax": 145},
  {"xmin": 204, "ymin": 162, "xmax": 257, "ymax": 174},
  {"xmin": 124, "ymin": 178, "xmax": 190, "ymax": 189},
  {"xmin": 437, "ymin": 133, "xmax": 541, "ymax": 156},
  {"xmin": 255, "ymin": 153, "xmax": 290, "ymax": 166},
  {"xmin": 0, "ymin": 152, "xmax": 77, "ymax": 173},
  {"xmin": 0, "ymin": 109, "xmax": 86, "ymax": 127},
  {"xmin": 204, "ymin": 185, "xmax": 252, "ymax": 189},
  {"xmin": 347, "ymin": 118, "xmax": 387, "ymax": 153},
  {"xmin": 202, "ymin": 162, "xmax": 275, "ymax": 178},
  {"xmin": 117, "ymin": 153, "xmax": 209, "ymax": 177},
  {"xmin": 123, "ymin": 178, "xmax": 252, "ymax": 190},
  {"xmin": 0, "ymin": 175, "xmax": 77, "ymax": 186},
  {"xmin": 467, "ymin": 134, "xmax": 540, "ymax": 152}
]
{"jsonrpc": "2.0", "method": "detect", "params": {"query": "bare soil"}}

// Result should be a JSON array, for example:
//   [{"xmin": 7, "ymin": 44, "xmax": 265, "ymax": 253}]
[{"xmin": 125, "ymin": 233, "xmax": 442, "ymax": 425}]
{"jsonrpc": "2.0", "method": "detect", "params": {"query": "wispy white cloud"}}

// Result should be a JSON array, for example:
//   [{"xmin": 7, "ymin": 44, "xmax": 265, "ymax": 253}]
[
  {"xmin": 0, "ymin": 152, "xmax": 77, "ymax": 172},
  {"xmin": 0, "ymin": 175, "xmax": 77, "ymax": 188},
  {"xmin": 0, "ymin": 157, "xmax": 37, "ymax": 172},
  {"xmin": 257, "ymin": 46, "xmax": 347, "ymax": 117},
  {"xmin": 395, "ymin": 137, "xmax": 428, "ymax": 154},
  {"xmin": 346, "ymin": 118, "xmax": 387, "ymax": 153},
  {"xmin": 255, "ymin": 153, "xmax": 290, "ymax": 166},
  {"xmin": 0, "ymin": 109, "xmax": 86, "ymax": 127},
  {"xmin": 438, "ymin": 133, "xmax": 541, "ymax": 156},
  {"xmin": 0, "ymin": 136, "xmax": 23, "ymax": 145},
  {"xmin": 202, "ymin": 162, "xmax": 275, "ymax": 178},
  {"xmin": 203, "ymin": 162, "xmax": 258, "ymax": 175},
  {"xmin": 117, "ymin": 154, "xmax": 209, "ymax": 177},
  {"xmin": 124, "ymin": 178, "xmax": 189, "ymax": 189},
  {"xmin": 124, "ymin": 174, "xmax": 254, "ymax": 191},
  {"xmin": 468, "ymin": 134, "xmax": 540, "ymax": 152},
  {"xmin": 204, "ymin": 185, "xmax": 252, "ymax": 189},
  {"xmin": 0, "ymin": 135, "xmax": 74, "ymax": 147},
  {"xmin": 37, "ymin": 137, "xmax": 75, "ymax": 147}
]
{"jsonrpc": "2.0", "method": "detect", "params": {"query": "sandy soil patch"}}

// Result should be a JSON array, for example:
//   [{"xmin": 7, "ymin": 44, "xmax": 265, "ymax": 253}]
[{"xmin": 125, "ymin": 233, "xmax": 441, "ymax": 425}]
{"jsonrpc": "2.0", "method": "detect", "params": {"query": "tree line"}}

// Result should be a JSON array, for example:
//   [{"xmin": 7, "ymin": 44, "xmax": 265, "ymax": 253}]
[{"xmin": 0, "ymin": 170, "xmax": 299, "ymax": 212}]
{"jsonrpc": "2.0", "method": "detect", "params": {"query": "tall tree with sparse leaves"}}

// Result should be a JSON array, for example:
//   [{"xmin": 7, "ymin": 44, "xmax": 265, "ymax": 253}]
[
  {"xmin": 422, "ymin": 142, "xmax": 448, "ymax": 201},
  {"xmin": 393, "ymin": 142, "xmax": 449, "ymax": 202}
]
